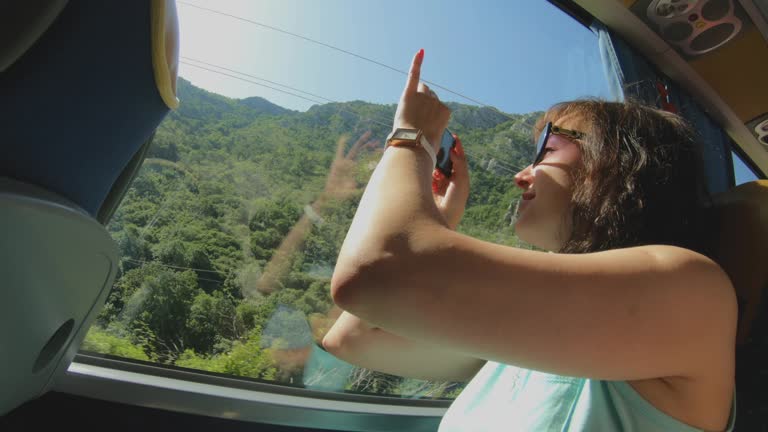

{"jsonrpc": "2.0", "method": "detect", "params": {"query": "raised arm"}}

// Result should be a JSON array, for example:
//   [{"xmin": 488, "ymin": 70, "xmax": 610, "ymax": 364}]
[
  {"xmin": 323, "ymin": 310, "xmax": 485, "ymax": 382},
  {"xmin": 323, "ymin": 66, "xmax": 478, "ymax": 381},
  {"xmin": 330, "ymin": 50, "xmax": 737, "ymax": 382}
]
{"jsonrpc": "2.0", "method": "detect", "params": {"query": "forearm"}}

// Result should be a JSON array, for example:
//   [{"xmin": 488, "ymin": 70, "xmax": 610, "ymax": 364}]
[
  {"xmin": 323, "ymin": 310, "xmax": 483, "ymax": 382},
  {"xmin": 335, "ymin": 51, "xmax": 451, "ymax": 268},
  {"xmin": 336, "ymin": 146, "xmax": 447, "ymax": 266}
]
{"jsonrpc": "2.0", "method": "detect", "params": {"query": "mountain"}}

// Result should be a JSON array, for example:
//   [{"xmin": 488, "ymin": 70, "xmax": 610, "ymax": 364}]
[
  {"xmin": 174, "ymin": 77, "xmax": 293, "ymax": 123},
  {"xmin": 156, "ymin": 78, "xmax": 540, "ymax": 223},
  {"xmin": 90, "ymin": 78, "xmax": 539, "ymax": 397},
  {"xmin": 446, "ymin": 103, "xmax": 519, "ymax": 130},
  {"xmin": 240, "ymin": 95, "xmax": 293, "ymax": 116}
]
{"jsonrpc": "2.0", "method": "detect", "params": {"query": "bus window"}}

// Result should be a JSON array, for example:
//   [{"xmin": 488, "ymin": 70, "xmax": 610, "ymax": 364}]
[
  {"xmin": 78, "ymin": 0, "xmax": 610, "ymax": 406},
  {"xmin": 732, "ymin": 149, "xmax": 762, "ymax": 185}
]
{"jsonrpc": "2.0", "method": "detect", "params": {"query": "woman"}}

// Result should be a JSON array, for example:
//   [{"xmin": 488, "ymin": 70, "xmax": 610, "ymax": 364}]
[{"xmin": 322, "ymin": 49, "xmax": 737, "ymax": 431}]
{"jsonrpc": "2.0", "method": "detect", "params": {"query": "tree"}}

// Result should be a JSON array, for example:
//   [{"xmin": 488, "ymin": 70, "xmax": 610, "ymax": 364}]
[
  {"xmin": 96, "ymin": 79, "xmax": 536, "ymax": 398},
  {"xmin": 185, "ymin": 291, "xmax": 238, "ymax": 353},
  {"xmin": 119, "ymin": 264, "xmax": 202, "ymax": 361},
  {"xmin": 81, "ymin": 326, "xmax": 150, "ymax": 361}
]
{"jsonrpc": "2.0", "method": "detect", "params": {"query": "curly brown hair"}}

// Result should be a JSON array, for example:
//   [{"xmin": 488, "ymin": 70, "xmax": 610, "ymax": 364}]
[{"xmin": 532, "ymin": 99, "xmax": 711, "ymax": 254}]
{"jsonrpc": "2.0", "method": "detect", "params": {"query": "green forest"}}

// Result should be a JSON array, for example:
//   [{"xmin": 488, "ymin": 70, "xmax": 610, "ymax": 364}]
[{"xmin": 83, "ymin": 77, "xmax": 541, "ymax": 399}]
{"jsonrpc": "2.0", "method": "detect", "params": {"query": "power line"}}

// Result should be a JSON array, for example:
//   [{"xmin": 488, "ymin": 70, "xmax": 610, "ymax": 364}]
[
  {"xmin": 466, "ymin": 149, "xmax": 527, "ymax": 172},
  {"xmin": 138, "ymin": 177, "xmax": 189, "ymax": 241},
  {"xmin": 181, "ymin": 61, "xmax": 394, "ymax": 129},
  {"xmin": 180, "ymin": 59, "xmax": 531, "ymax": 171},
  {"xmin": 175, "ymin": 2, "xmax": 535, "ymax": 169},
  {"xmin": 182, "ymin": 56, "xmax": 336, "ymax": 104},
  {"xmin": 176, "ymin": 1, "xmax": 505, "ymax": 111},
  {"xmin": 463, "ymin": 150, "xmax": 527, "ymax": 175},
  {"xmin": 196, "ymin": 276, "xmax": 225, "ymax": 284},
  {"xmin": 180, "ymin": 58, "xmax": 395, "ymax": 126},
  {"xmin": 126, "ymin": 258, "xmax": 226, "ymax": 276},
  {"xmin": 181, "ymin": 61, "xmax": 324, "ymax": 105}
]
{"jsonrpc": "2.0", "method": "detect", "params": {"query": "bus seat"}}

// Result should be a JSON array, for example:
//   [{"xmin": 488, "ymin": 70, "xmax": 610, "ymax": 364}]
[
  {"xmin": 0, "ymin": 178, "xmax": 119, "ymax": 416},
  {"xmin": 0, "ymin": 0, "xmax": 179, "ymax": 221},
  {"xmin": 708, "ymin": 179, "xmax": 768, "ymax": 428},
  {"xmin": 0, "ymin": 0, "xmax": 179, "ymax": 417},
  {"xmin": 0, "ymin": 1, "xmax": 68, "ymax": 73}
]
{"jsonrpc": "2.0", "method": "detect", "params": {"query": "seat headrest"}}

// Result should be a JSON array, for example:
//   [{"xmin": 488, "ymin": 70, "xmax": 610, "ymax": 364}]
[
  {"xmin": 709, "ymin": 180, "xmax": 768, "ymax": 345},
  {"xmin": 0, "ymin": 0, "xmax": 178, "ymax": 218},
  {"xmin": 0, "ymin": 177, "xmax": 118, "ymax": 415},
  {"xmin": 0, "ymin": 1, "xmax": 68, "ymax": 72}
]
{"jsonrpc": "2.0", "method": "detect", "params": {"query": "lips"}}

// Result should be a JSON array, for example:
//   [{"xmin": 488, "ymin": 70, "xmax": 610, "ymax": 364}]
[{"xmin": 517, "ymin": 191, "xmax": 535, "ymax": 216}]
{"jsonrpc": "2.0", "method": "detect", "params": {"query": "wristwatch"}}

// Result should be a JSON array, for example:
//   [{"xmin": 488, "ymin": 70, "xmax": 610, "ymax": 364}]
[{"xmin": 386, "ymin": 128, "xmax": 437, "ymax": 168}]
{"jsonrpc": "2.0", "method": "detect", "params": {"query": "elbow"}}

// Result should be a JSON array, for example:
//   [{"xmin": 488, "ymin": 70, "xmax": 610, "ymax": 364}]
[
  {"xmin": 330, "ymin": 235, "xmax": 406, "ymax": 309},
  {"xmin": 330, "ymin": 225, "xmax": 450, "ymax": 309},
  {"xmin": 322, "ymin": 330, "xmax": 355, "ymax": 363},
  {"xmin": 321, "ymin": 317, "xmax": 366, "ymax": 360},
  {"xmin": 330, "ymin": 254, "xmax": 382, "ymax": 311},
  {"xmin": 321, "ymin": 331, "xmax": 342, "ymax": 355}
]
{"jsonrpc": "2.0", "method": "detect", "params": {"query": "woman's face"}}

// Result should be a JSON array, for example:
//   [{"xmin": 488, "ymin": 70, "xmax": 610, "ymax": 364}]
[{"xmin": 513, "ymin": 113, "xmax": 586, "ymax": 251}]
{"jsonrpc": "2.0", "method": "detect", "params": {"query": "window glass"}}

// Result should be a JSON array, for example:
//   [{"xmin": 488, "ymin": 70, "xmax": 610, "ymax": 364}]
[
  {"xmin": 81, "ymin": 0, "xmax": 610, "ymax": 400},
  {"xmin": 732, "ymin": 150, "xmax": 761, "ymax": 186}
]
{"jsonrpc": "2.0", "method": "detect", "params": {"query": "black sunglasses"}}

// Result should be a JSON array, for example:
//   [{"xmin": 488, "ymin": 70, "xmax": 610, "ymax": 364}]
[{"xmin": 533, "ymin": 122, "xmax": 586, "ymax": 166}]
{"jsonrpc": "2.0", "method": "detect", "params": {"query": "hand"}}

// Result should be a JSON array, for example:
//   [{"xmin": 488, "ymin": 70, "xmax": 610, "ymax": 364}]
[
  {"xmin": 393, "ymin": 49, "xmax": 451, "ymax": 152},
  {"xmin": 432, "ymin": 135, "xmax": 469, "ymax": 230},
  {"xmin": 321, "ymin": 131, "xmax": 379, "ymax": 202}
]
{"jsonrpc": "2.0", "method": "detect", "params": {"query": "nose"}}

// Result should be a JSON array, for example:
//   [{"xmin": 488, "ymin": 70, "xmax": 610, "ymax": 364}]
[{"xmin": 514, "ymin": 164, "xmax": 534, "ymax": 190}]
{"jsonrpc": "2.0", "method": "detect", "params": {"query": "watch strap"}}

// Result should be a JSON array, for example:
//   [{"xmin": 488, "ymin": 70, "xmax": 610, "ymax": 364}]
[
  {"xmin": 418, "ymin": 134, "xmax": 437, "ymax": 168},
  {"xmin": 387, "ymin": 131, "xmax": 437, "ymax": 168}
]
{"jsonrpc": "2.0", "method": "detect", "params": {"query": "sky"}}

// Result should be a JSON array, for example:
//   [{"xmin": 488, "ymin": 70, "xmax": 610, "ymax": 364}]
[
  {"xmin": 176, "ymin": 0, "xmax": 613, "ymax": 114},
  {"xmin": 175, "ymin": 0, "xmax": 760, "ymax": 183}
]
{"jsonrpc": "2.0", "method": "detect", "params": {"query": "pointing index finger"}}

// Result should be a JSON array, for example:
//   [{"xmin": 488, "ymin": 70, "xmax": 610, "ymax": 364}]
[{"xmin": 404, "ymin": 49, "xmax": 424, "ymax": 95}]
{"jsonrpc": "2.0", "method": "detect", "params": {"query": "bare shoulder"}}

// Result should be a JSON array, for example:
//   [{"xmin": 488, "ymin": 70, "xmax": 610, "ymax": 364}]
[
  {"xmin": 625, "ymin": 244, "xmax": 735, "ymax": 295},
  {"xmin": 639, "ymin": 244, "xmax": 738, "ymax": 348},
  {"xmin": 334, "ymin": 233, "xmax": 739, "ymax": 384},
  {"xmin": 617, "ymin": 243, "xmax": 719, "ymax": 269},
  {"xmin": 623, "ymin": 246, "xmax": 736, "ymax": 430}
]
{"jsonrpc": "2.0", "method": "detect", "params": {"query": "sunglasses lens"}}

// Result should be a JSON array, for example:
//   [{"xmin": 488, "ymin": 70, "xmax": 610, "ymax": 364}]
[{"xmin": 534, "ymin": 123, "xmax": 551, "ymax": 166}]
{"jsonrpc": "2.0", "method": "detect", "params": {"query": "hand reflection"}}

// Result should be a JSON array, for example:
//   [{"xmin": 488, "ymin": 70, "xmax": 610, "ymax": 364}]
[{"xmin": 321, "ymin": 131, "xmax": 380, "ymax": 202}]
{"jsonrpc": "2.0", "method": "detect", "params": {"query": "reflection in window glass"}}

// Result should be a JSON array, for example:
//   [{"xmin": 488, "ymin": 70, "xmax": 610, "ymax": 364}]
[
  {"xmin": 81, "ymin": 0, "xmax": 610, "ymax": 400},
  {"xmin": 732, "ymin": 151, "xmax": 760, "ymax": 186}
]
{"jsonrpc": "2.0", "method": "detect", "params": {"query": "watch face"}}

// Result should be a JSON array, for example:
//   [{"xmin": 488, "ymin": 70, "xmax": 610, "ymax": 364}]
[{"xmin": 394, "ymin": 129, "xmax": 419, "ymax": 140}]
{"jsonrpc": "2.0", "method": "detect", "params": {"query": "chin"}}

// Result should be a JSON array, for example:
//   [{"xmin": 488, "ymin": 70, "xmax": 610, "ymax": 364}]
[
  {"xmin": 514, "ymin": 221, "xmax": 560, "ymax": 252},
  {"xmin": 514, "ymin": 221, "xmax": 540, "ymax": 248}
]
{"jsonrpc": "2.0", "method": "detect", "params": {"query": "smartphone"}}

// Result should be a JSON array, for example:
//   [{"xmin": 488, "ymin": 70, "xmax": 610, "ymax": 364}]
[{"xmin": 436, "ymin": 129, "xmax": 456, "ymax": 177}]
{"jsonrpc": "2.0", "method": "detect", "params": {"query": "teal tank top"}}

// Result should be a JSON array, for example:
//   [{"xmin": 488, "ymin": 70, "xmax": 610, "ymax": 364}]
[{"xmin": 439, "ymin": 361, "xmax": 736, "ymax": 431}]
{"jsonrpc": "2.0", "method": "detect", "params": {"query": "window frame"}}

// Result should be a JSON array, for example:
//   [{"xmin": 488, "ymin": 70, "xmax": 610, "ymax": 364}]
[
  {"xmin": 576, "ymin": 0, "xmax": 768, "ymax": 177},
  {"xmin": 57, "ymin": 353, "xmax": 448, "ymax": 431},
  {"xmin": 56, "ymin": 1, "xmax": 641, "ymax": 430}
]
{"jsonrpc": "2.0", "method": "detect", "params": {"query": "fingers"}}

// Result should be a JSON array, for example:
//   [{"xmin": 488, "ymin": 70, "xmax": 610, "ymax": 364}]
[
  {"xmin": 418, "ymin": 82, "xmax": 438, "ymax": 99},
  {"xmin": 347, "ymin": 139, "xmax": 378, "ymax": 160},
  {"xmin": 453, "ymin": 135, "xmax": 465, "ymax": 158},
  {"xmin": 449, "ymin": 135, "xmax": 469, "ymax": 177},
  {"xmin": 432, "ymin": 169, "xmax": 448, "ymax": 195},
  {"xmin": 365, "ymin": 140, "xmax": 380, "ymax": 151},
  {"xmin": 347, "ymin": 131, "xmax": 372, "ymax": 160},
  {"xmin": 335, "ymin": 135, "xmax": 349, "ymax": 160},
  {"xmin": 403, "ymin": 49, "xmax": 424, "ymax": 96}
]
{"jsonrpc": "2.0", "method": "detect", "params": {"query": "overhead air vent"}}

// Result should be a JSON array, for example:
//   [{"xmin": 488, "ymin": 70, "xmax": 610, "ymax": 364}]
[
  {"xmin": 645, "ymin": 0, "xmax": 744, "ymax": 56},
  {"xmin": 751, "ymin": 115, "xmax": 768, "ymax": 149}
]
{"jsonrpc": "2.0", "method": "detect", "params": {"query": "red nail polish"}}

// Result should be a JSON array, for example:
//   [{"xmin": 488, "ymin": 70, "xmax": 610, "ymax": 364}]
[{"xmin": 417, "ymin": 49, "xmax": 424, "ymax": 59}]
